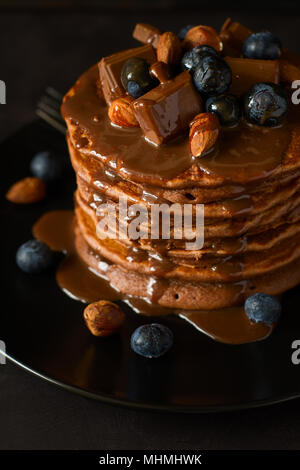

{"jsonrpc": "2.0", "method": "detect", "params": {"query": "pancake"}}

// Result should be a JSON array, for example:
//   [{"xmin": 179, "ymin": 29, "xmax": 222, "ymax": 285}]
[
  {"xmin": 75, "ymin": 223, "xmax": 300, "ymax": 310},
  {"xmin": 61, "ymin": 52, "xmax": 300, "ymax": 312},
  {"xmin": 74, "ymin": 202, "xmax": 300, "ymax": 283},
  {"xmin": 71, "ymin": 139, "xmax": 300, "ymax": 220},
  {"xmin": 62, "ymin": 65, "xmax": 300, "ymax": 188}
]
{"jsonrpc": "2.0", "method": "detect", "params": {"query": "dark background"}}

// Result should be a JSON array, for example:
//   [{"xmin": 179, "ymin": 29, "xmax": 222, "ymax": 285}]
[{"xmin": 1, "ymin": 0, "xmax": 300, "ymax": 450}]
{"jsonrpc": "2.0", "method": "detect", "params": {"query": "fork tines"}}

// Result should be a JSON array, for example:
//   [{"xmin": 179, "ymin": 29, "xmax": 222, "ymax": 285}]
[{"xmin": 36, "ymin": 87, "xmax": 66, "ymax": 134}]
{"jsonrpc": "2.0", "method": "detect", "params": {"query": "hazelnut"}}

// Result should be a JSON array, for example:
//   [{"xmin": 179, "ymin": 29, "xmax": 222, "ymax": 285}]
[
  {"xmin": 83, "ymin": 300, "xmax": 125, "ymax": 337},
  {"xmin": 183, "ymin": 25, "xmax": 223, "ymax": 52}
]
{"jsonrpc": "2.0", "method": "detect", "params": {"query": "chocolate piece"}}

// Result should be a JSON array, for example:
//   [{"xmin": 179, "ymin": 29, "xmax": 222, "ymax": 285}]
[
  {"xmin": 99, "ymin": 45, "xmax": 157, "ymax": 105},
  {"xmin": 280, "ymin": 49, "xmax": 300, "ymax": 82},
  {"xmin": 221, "ymin": 18, "xmax": 300, "ymax": 83},
  {"xmin": 150, "ymin": 61, "xmax": 172, "ymax": 84},
  {"xmin": 220, "ymin": 18, "xmax": 252, "ymax": 56},
  {"xmin": 133, "ymin": 71, "xmax": 203, "ymax": 146},
  {"xmin": 133, "ymin": 23, "xmax": 162, "ymax": 49},
  {"xmin": 225, "ymin": 57, "xmax": 280, "ymax": 96}
]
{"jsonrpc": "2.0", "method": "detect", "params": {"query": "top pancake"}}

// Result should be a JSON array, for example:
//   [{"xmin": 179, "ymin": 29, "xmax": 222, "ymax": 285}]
[{"xmin": 61, "ymin": 63, "xmax": 300, "ymax": 189}]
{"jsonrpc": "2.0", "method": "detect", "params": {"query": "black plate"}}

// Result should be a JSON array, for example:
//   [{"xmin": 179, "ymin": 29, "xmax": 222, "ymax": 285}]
[{"xmin": 2, "ymin": 120, "xmax": 300, "ymax": 413}]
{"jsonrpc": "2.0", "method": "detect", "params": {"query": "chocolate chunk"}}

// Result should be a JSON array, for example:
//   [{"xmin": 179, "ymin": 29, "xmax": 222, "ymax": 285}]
[
  {"xmin": 280, "ymin": 49, "xmax": 300, "ymax": 82},
  {"xmin": 133, "ymin": 23, "xmax": 162, "ymax": 49},
  {"xmin": 221, "ymin": 18, "xmax": 299, "ymax": 83},
  {"xmin": 98, "ymin": 45, "xmax": 157, "ymax": 106},
  {"xmin": 225, "ymin": 57, "xmax": 280, "ymax": 96},
  {"xmin": 220, "ymin": 18, "xmax": 252, "ymax": 56},
  {"xmin": 133, "ymin": 71, "xmax": 203, "ymax": 146},
  {"xmin": 150, "ymin": 61, "xmax": 172, "ymax": 84}
]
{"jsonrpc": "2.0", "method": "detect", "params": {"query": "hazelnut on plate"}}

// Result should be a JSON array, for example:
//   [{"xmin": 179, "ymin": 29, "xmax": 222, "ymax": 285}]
[{"xmin": 84, "ymin": 300, "xmax": 125, "ymax": 337}]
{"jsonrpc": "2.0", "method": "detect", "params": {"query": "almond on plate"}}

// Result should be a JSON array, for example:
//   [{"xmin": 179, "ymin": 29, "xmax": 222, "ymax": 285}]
[{"xmin": 6, "ymin": 177, "xmax": 46, "ymax": 204}]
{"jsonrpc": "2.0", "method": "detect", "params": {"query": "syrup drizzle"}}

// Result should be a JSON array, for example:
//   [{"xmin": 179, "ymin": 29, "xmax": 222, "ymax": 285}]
[
  {"xmin": 61, "ymin": 66, "xmax": 294, "ymax": 185},
  {"xmin": 32, "ymin": 210, "xmax": 274, "ymax": 344}
]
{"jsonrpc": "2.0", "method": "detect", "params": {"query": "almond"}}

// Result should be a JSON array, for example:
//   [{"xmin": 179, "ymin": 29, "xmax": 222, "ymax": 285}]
[
  {"xmin": 189, "ymin": 113, "xmax": 220, "ymax": 157},
  {"xmin": 83, "ymin": 300, "xmax": 125, "ymax": 337},
  {"xmin": 6, "ymin": 177, "xmax": 46, "ymax": 204},
  {"xmin": 157, "ymin": 32, "xmax": 182, "ymax": 66},
  {"xmin": 183, "ymin": 25, "xmax": 223, "ymax": 52},
  {"xmin": 108, "ymin": 95, "xmax": 139, "ymax": 127}
]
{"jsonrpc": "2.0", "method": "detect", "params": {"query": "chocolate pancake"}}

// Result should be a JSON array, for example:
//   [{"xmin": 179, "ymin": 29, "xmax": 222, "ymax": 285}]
[
  {"xmin": 70, "ymin": 138, "xmax": 300, "ymax": 220},
  {"xmin": 74, "ymin": 222, "xmax": 300, "ymax": 310},
  {"xmin": 62, "ymin": 65, "xmax": 300, "ymax": 188},
  {"xmin": 61, "ymin": 51, "xmax": 300, "ymax": 311},
  {"xmin": 74, "ymin": 201, "xmax": 300, "ymax": 283}
]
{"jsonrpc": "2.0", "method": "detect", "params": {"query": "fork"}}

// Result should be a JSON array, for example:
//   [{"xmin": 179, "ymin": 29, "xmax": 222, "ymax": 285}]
[{"xmin": 36, "ymin": 87, "xmax": 66, "ymax": 134}]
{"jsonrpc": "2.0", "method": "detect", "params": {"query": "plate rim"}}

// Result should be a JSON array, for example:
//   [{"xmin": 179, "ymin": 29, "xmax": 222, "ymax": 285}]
[
  {"xmin": 3, "ymin": 119, "xmax": 300, "ymax": 415},
  {"xmin": 3, "ymin": 351, "xmax": 300, "ymax": 414}
]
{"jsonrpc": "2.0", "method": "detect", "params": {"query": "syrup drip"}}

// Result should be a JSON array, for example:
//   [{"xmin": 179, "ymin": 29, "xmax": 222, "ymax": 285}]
[
  {"xmin": 33, "ymin": 210, "xmax": 122, "ymax": 303},
  {"xmin": 61, "ymin": 66, "xmax": 294, "ymax": 185},
  {"xmin": 32, "ymin": 210, "xmax": 274, "ymax": 344}
]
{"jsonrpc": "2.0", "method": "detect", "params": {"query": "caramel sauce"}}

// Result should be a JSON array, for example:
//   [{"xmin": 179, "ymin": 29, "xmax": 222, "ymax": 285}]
[
  {"xmin": 61, "ymin": 65, "xmax": 294, "ymax": 184},
  {"xmin": 32, "ymin": 210, "xmax": 275, "ymax": 344},
  {"xmin": 57, "ymin": 56, "xmax": 296, "ymax": 345},
  {"xmin": 199, "ymin": 123, "xmax": 291, "ymax": 182},
  {"xmin": 180, "ymin": 308, "xmax": 273, "ymax": 345},
  {"xmin": 33, "ymin": 210, "xmax": 122, "ymax": 303}
]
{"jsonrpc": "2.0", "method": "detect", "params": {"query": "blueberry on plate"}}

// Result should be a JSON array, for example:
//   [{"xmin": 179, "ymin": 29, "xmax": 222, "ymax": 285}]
[
  {"xmin": 16, "ymin": 239, "xmax": 55, "ymax": 274},
  {"xmin": 181, "ymin": 45, "xmax": 219, "ymax": 72},
  {"xmin": 121, "ymin": 58, "xmax": 156, "ymax": 99},
  {"xmin": 206, "ymin": 94, "xmax": 241, "ymax": 126},
  {"xmin": 193, "ymin": 55, "xmax": 232, "ymax": 96},
  {"xmin": 244, "ymin": 293, "xmax": 281, "ymax": 325},
  {"xmin": 243, "ymin": 31, "xmax": 282, "ymax": 60},
  {"xmin": 130, "ymin": 323, "xmax": 173, "ymax": 358},
  {"xmin": 244, "ymin": 82, "xmax": 288, "ymax": 126},
  {"xmin": 178, "ymin": 24, "xmax": 195, "ymax": 40},
  {"xmin": 30, "ymin": 150, "xmax": 64, "ymax": 182}
]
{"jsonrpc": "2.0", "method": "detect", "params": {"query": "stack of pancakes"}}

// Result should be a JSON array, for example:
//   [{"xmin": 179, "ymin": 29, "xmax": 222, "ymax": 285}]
[{"xmin": 61, "ymin": 64, "xmax": 300, "ymax": 310}]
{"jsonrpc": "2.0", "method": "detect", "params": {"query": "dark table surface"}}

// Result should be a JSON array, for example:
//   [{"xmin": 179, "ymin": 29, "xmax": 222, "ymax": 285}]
[{"xmin": 1, "ymin": 5, "xmax": 300, "ymax": 450}]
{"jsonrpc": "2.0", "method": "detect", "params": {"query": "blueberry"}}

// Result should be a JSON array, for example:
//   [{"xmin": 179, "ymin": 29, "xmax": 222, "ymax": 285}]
[
  {"xmin": 127, "ymin": 80, "xmax": 144, "ymax": 99},
  {"xmin": 206, "ymin": 94, "xmax": 241, "ymax": 126},
  {"xmin": 181, "ymin": 45, "xmax": 219, "ymax": 72},
  {"xmin": 130, "ymin": 323, "xmax": 173, "ymax": 358},
  {"xmin": 244, "ymin": 82, "xmax": 288, "ymax": 126},
  {"xmin": 178, "ymin": 25, "xmax": 195, "ymax": 40},
  {"xmin": 181, "ymin": 50, "xmax": 194, "ymax": 72},
  {"xmin": 16, "ymin": 239, "xmax": 55, "ymax": 274},
  {"xmin": 193, "ymin": 55, "xmax": 232, "ymax": 96},
  {"xmin": 243, "ymin": 31, "xmax": 282, "ymax": 60},
  {"xmin": 245, "ymin": 293, "xmax": 281, "ymax": 325},
  {"xmin": 30, "ymin": 150, "xmax": 63, "ymax": 182},
  {"xmin": 121, "ymin": 58, "xmax": 156, "ymax": 98}
]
